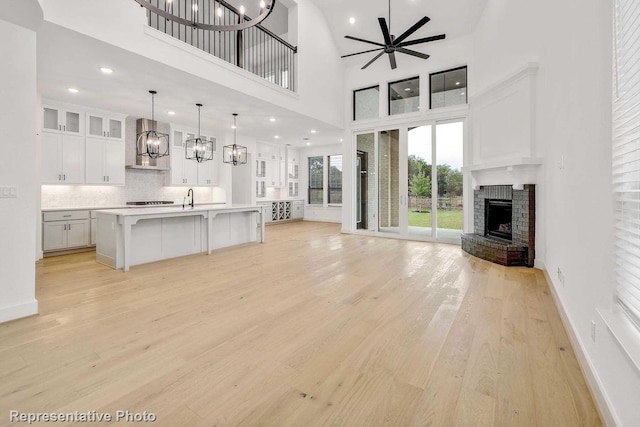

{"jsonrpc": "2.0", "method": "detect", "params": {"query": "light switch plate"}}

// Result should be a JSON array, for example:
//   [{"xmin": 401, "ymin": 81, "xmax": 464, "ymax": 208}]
[{"xmin": 0, "ymin": 186, "xmax": 17, "ymax": 198}]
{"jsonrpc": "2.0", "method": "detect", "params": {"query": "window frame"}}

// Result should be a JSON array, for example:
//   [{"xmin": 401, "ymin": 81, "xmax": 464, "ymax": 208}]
[
  {"xmin": 328, "ymin": 154, "xmax": 343, "ymax": 206},
  {"xmin": 353, "ymin": 85, "xmax": 380, "ymax": 121},
  {"xmin": 429, "ymin": 65, "xmax": 468, "ymax": 110},
  {"xmin": 388, "ymin": 76, "xmax": 420, "ymax": 116},
  {"xmin": 308, "ymin": 156, "xmax": 324, "ymax": 205}
]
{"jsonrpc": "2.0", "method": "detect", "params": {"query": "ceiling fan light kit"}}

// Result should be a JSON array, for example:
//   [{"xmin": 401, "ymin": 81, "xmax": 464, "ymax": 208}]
[{"xmin": 342, "ymin": 0, "xmax": 446, "ymax": 70}]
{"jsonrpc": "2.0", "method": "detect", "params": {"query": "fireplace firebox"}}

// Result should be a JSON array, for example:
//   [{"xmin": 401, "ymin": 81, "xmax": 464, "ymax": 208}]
[{"xmin": 485, "ymin": 200, "xmax": 513, "ymax": 241}]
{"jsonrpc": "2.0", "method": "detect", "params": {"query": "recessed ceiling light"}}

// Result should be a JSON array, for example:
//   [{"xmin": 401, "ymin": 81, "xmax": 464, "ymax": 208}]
[
  {"xmin": 306, "ymin": 142, "xmax": 311, "ymax": 146},
  {"xmin": 168, "ymin": 111, "xmax": 176, "ymax": 116},
  {"xmin": 260, "ymin": 0, "xmax": 266, "ymax": 8},
  {"xmin": 349, "ymin": 17, "xmax": 356, "ymax": 24},
  {"xmin": 340, "ymin": 138, "xmax": 344, "ymax": 142},
  {"xmin": 67, "ymin": 88, "xmax": 79, "ymax": 94},
  {"xmin": 269, "ymin": 117, "xmax": 276, "ymax": 122},
  {"xmin": 404, "ymin": 87, "xmax": 411, "ymax": 92},
  {"xmin": 311, "ymin": 129, "xmax": 317, "ymax": 134},
  {"xmin": 455, "ymin": 81, "xmax": 461, "ymax": 85},
  {"xmin": 100, "ymin": 67, "xmax": 113, "ymax": 74},
  {"xmin": 274, "ymin": 135, "xmax": 280, "ymax": 139},
  {"xmin": 460, "ymin": 92, "xmax": 465, "ymax": 96},
  {"xmin": 231, "ymin": 125, "xmax": 237, "ymax": 129}
]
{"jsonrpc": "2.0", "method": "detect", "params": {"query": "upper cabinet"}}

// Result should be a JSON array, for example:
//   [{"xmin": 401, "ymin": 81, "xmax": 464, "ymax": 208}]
[
  {"xmin": 41, "ymin": 133, "xmax": 85, "ymax": 184},
  {"xmin": 256, "ymin": 142, "xmax": 285, "ymax": 189},
  {"xmin": 87, "ymin": 113, "xmax": 125, "ymax": 141},
  {"xmin": 42, "ymin": 105, "xmax": 84, "ymax": 135},
  {"xmin": 40, "ymin": 102, "xmax": 126, "ymax": 186},
  {"xmin": 167, "ymin": 126, "xmax": 219, "ymax": 187}
]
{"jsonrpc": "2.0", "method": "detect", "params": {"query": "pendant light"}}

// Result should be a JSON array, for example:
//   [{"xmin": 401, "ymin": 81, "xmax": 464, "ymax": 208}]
[
  {"xmin": 136, "ymin": 90, "xmax": 170, "ymax": 159},
  {"xmin": 185, "ymin": 104, "xmax": 214, "ymax": 163},
  {"xmin": 223, "ymin": 113, "xmax": 248, "ymax": 165}
]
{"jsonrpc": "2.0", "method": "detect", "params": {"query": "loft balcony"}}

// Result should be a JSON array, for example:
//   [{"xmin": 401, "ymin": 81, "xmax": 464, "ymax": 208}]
[{"xmin": 142, "ymin": 0, "xmax": 297, "ymax": 92}]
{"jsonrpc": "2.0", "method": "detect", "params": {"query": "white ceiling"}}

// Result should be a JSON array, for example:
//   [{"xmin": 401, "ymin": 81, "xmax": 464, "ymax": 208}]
[
  {"xmin": 36, "ymin": 23, "xmax": 343, "ymax": 148},
  {"xmin": 315, "ymin": 0, "xmax": 488, "ymax": 59}
]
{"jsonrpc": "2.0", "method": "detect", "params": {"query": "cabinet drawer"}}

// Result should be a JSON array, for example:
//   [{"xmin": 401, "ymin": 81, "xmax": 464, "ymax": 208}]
[{"xmin": 43, "ymin": 210, "xmax": 90, "ymax": 222}]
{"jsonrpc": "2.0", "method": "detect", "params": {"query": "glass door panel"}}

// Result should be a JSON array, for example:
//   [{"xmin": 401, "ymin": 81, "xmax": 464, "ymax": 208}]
[
  {"xmin": 356, "ymin": 133, "xmax": 375, "ymax": 231},
  {"xmin": 378, "ymin": 129, "xmax": 400, "ymax": 234},
  {"xmin": 407, "ymin": 125, "xmax": 434, "ymax": 238},
  {"xmin": 435, "ymin": 121, "xmax": 464, "ymax": 242}
]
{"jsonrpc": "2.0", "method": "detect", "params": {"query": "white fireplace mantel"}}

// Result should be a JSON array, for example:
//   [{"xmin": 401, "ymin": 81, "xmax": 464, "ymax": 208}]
[{"xmin": 463, "ymin": 157, "xmax": 543, "ymax": 190}]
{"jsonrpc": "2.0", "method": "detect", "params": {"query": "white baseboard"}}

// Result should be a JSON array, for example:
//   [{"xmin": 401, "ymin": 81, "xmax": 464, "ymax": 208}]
[
  {"xmin": 0, "ymin": 299, "xmax": 38, "ymax": 324},
  {"xmin": 302, "ymin": 218, "xmax": 342, "ymax": 224},
  {"xmin": 541, "ymin": 268, "xmax": 618, "ymax": 427}
]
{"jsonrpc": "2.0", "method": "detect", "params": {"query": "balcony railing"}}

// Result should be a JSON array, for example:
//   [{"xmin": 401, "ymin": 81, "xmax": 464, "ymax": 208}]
[{"xmin": 144, "ymin": 0, "xmax": 297, "ymax": 92}]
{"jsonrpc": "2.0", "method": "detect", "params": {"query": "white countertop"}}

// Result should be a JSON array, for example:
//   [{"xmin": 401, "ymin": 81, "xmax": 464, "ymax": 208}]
[
  {"xmin": 95, "ymin": 204, "xmax": 262, "ymax": 217},
  {"xmin": 42, "ymin": 202, "xmax": 226, "ymax": 212}
]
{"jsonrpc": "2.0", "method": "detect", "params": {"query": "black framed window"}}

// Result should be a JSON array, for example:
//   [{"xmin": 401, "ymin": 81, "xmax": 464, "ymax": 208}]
[
  {"xmin": 388, "ymin": 77, "xmax": 420, "ymax": 115},
  {"xmin": 430, "ymin": 66, "xmax": 467, "ymax": 109},
  {"xmin": 353, "ymin": 86, "xmax": 380, "ymax": 121},
  {"xmin": 308, "ymin": 156, "xmax": 324, "ymax": 204},
  {"xmin": 328, "ymin": 155, "xmax": 343, "ymax": 204}
]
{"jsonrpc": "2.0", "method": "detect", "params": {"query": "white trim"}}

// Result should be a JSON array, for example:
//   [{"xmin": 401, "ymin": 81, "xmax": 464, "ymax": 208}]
[
  {"xmin": 542, "ymin": 267, "xmax": 620, "ymax": 427},
  {"xmin": 0, "ymin": 299, "xmax": 38, "ymax": 324},
  {"xmin": 349, "ymin": 105, "xmax": 469, "ymax": 132},
  {"xmin": 302, "ymin": 218, "xmax": 341, "ymax": 224},
  {"xmin": 598, "ymin": 306, "xmax": 640, "ymax": 375},
  {"xmin": 471, "ymin": 62, "xmax": 539, "ymax": 101}
]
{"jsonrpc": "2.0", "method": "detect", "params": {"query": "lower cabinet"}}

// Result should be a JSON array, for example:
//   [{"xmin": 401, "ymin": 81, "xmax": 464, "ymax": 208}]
[
  {"xmin": 42, "ymin": 210, "xmax": 92, "ymax": 253},
  {"xmin": 256, "ymin": 200, "xmax": 304, "ymax": 224}
]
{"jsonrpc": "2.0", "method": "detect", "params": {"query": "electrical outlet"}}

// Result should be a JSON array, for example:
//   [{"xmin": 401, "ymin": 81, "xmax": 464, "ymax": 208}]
[
  {"xmin": 557, "ymin": 267, "xmax": 565, "ymax": 286},
  {"xmin": 591, "ymin": 320, "xmax": 596, "ymax": 342},
  {"xmin": 0, "ymin": 186, "xmax": 17, "ymax": 198}
]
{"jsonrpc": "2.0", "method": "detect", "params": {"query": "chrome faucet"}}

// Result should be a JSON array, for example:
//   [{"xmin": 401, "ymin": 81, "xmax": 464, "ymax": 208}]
[{"xmin": 187, "ymin": 188, "xmax": 194, "ymax": 209}]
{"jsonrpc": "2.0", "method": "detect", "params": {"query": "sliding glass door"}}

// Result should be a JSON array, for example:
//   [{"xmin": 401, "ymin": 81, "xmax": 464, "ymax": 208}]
[{"xmin": 354, "ymin": 119, "xmax": 465, "ymax": 243}]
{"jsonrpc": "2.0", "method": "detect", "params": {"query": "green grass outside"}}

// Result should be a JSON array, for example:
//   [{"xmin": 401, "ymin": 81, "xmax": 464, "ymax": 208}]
[{"xmin": 408, "ymin": 209, "xmax": 463, "ymax": 230}]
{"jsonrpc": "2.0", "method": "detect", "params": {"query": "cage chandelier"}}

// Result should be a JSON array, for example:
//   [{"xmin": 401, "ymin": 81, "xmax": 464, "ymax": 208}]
[
  {"xmin": 134, "ymin": 0, "xmax": 276, "ymax": 32},
  {"xmin": 223, "ymin": 114, "xmax": 248, "ymax": 166},
  {"xmin": 136, "ymin": 90, "xmax": 170, "ymax": 159},
  {"xmin": 185, "ymin": 104, "xmax": 215, "ymax": 163}
]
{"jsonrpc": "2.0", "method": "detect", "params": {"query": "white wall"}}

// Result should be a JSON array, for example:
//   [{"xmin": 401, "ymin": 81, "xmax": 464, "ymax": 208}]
[
  {"xmin": 37, "ymin": 0, "xmax": 344, "ymax": 130},
  {"xmin": 300, "ymin": 143, "xmax": 343, "ymax": 223},
  {"xmin": 474, "ymin": 0, "xmax": 640, "ymax": 425},
  {"xmin": 0, "ymin": 13, "xmax": 41, "ymax": 322}
]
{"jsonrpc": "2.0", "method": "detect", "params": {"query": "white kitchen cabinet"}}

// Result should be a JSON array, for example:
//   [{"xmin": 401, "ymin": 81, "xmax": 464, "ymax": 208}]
[
  {"xmin": 85, "ymin": 137, "xmax": 125, "ymax": 185},
  {"xmin": 288, "ymin": 181, "xmax": 299, "ymax": 198},
  {"xmin": 42, "ymin": 210, "xmax": 91, "ymax": 252},
  {"xmin": 292, "ymin": 200, "xmax": 304, "ymax": 219},
  {"xmin": 91, "ymin": 218, "xmax": 97, "ymax": 245},
  {"xmin": 42, "ymin": 105, "xmax": 83, "ymax": 135},
  {"xmin": 197, "ymin": 153, "xmax": 219, "ymax": 186},
  {"xmin": 257, "ymin": 142, "xmax": 285, "ymax": 188},
  {"xmin": 41, "ymin": 133, "xmax": 85, "ymax": 184},
  {"xmin": 87, "ymin": 113, "xmax": 124, "ymax": 140},
  {"xmin": 168, "ymin": 147, "xmax": 198, "ymax": 186},
  {"xmin": 287, "ymin": 148, "xmax": 299, "ymax": 164}
]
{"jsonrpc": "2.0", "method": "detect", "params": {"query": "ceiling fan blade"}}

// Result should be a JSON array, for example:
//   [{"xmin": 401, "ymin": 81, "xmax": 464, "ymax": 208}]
[
  {"xmin": 393, "ymin": 16, "xmax": 431, "ymax": 45},
  {"xmin": 396, "ymin": 47, "xmax": 430, "ymax": 60},
  {"xmin": 388, "ymin": 51, "xmax": 397, "ymax": 69},
  {"xmin": 362, "ymin": 51, "xmax": 385, "ymax": 70},
  {"xmin": 378, "ymin": 17, "xmax": 392, "ymax": 45},
  {"xmin": 341, "ymin": 48, "xmax": 384, "ymax": 58},
  {"xmin": 397, "ymin": 34, "xmax": 446, "ymax": 48},
  {"xmin": 345, "ymin": 35, "xmax": 386, "ymax": 47}
]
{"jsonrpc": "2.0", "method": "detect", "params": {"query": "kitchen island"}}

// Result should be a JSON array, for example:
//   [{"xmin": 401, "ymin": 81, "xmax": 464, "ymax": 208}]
[{"xmin": 95, "ymin": 204, "xmax": 265, "ymax": 271}]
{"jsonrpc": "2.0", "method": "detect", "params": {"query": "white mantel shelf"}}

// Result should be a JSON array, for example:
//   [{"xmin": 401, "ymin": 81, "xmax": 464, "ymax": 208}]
[
  {"xmin": 462, "ymin": 157, "xmax": 543, "ymax": 172},
  {"xmin": 96, "ymin": 204, "xmax": 265, "ymax": 271}
]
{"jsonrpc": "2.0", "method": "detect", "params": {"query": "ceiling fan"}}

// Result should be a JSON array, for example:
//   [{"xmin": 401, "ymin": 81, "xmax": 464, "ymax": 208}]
[{"xmin": 341, "ymin": 0, "xmax": 446, "ymax": 70}]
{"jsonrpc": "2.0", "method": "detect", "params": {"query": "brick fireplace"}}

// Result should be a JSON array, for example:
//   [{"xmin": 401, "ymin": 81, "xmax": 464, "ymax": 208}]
[{"xmin": 461, "ymin": 185, "xmax": 535, "ymax": 267}]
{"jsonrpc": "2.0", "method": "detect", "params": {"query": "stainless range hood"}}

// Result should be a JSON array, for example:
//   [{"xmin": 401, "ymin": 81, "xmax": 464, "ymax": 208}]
[{"xmin": 126, "ymin": 118, "xmax": 171, "ymax": 171}]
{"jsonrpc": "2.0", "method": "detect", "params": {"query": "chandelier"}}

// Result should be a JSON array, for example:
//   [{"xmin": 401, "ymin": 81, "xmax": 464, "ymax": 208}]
[
  {"xmin": 223, "ymin": 114, "xmax": 248, "ymax": 165},
  {"xmin": 185, "ymin": 104, "xmax": 215, "ymax": 163},
  {"xmin": 134, "ymin": 0, "xmax": 276, "ymax": 32},
  {"xmin": 136, "ymin": 90, "xmax": 170, "ymax": 159}
]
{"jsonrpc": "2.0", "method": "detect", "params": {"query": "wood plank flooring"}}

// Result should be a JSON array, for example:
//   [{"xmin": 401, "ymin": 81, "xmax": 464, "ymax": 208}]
[{"xmin": 0, "ymin": 222, "xmax": 602, "ymax": 426}]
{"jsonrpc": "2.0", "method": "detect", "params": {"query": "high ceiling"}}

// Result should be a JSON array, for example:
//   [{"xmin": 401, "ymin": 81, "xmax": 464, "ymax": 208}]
[
  {"xmin": 36, "ymin": 23, "xmax": 343, "ymax": 148},
  {"xmin": 315, "ymin": 0, "xmax": 488, "ymax": 60}
]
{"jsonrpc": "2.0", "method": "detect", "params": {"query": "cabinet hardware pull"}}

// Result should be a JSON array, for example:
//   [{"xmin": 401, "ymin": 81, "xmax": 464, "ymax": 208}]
[
  {"xmin": 63, "ymin": 174, "xmax": 66, "ymax": 180},
  {"xmin": 63, "ymin": 215, "xmax": 71, "ymax": 218},
  {"xmin": 107, "ymin": 176, "xmax": 109, "ymax": 182},
  {"xmin": 63, "ymin": 125, "xmax": 66, "ymax": 132},
  {"xmin": 59, "ymin": 174, "xmax": 61, "ymax": 181}
]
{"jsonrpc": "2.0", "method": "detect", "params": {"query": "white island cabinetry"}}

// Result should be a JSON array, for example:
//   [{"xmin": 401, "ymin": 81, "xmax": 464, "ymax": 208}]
[{"xmin": 96, "ymin": 204, "xmax": 265, "ymax": 271}]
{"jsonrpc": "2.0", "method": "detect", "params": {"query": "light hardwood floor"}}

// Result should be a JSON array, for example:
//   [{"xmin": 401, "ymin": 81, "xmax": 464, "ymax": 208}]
[{"xmin": 0, "ymin": 222, "xmax": 601, "ymax": 426}]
